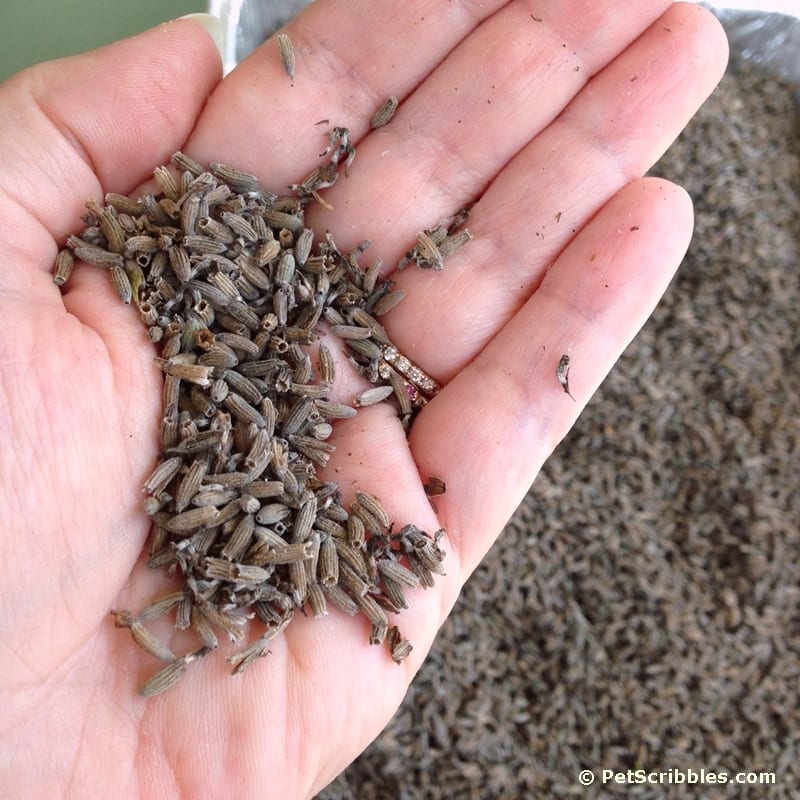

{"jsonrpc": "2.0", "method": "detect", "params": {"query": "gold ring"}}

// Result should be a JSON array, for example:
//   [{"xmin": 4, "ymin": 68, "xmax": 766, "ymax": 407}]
[{"xmin": 380, "ymin": 344, "xmax": 441, "ymax": 407}]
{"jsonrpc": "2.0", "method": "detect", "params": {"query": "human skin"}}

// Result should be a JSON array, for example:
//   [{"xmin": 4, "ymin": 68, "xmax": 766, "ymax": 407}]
[{"xmin": 0, "ymin": 2, "xmax": 727, "ymax": 797}]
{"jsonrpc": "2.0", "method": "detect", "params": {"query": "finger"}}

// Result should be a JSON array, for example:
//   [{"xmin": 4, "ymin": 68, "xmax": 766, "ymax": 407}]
[
  {"xmin": 0, "ymin": 20, "xmax": 221, "ymax": 686},
  {"xmin": 410, "ymin": 177, "xmax": 694, "ymax": 575},
  {"xmin": 0, "ymin": 17, "xmax": 222, "ymax": 268},
  {"xmin": 380, "ymin": 1, "xmax": 728, "ymax": 380},
  {"xmin": 183, "ymin": 0, "xmax": 507, "ymax": 177},
  {"xmin": 229, "ymin": 179, "xmax": 695, "ymax": 795},
  {"xmin": 186, "ymin": 0, "xmax": 671, "ymax": 238},
  {"xmin": 305, "ymin": 0, "xmax": 673, "ymax": 254}
]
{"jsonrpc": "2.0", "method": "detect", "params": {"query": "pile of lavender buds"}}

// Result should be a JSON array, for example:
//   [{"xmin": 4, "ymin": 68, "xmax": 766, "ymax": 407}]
[{"xmin": 53, "ymin": 130, "xmax": 470, "ymax": 696}]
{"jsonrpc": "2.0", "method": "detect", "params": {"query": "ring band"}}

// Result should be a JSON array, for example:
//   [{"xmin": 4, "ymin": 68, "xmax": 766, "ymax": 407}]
[{"xmin": 380, "ymin": 344, "xmax": 441, "ymax": 407}]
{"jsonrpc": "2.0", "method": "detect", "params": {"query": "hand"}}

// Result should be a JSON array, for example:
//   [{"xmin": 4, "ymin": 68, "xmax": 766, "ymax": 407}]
[{"xmin": 0, "ymin": 3, "xmax": 727, "ymax": 797}]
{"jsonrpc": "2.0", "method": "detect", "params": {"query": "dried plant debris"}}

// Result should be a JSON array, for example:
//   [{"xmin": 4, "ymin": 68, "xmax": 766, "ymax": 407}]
[
  {"xmin": 556, "ymin": 353, "xmax": 574, "ymax": 400},
  {"xmin": 288, "ymin": 127, "xmax": 356, "ymax": 209},
  {"xmin": 277, "ymin": 33, "xmax": 295, "ymax": 80},
  {"xmin": 55, "ymin": 130, "xmax": 464, "ymax": 695},
  {"xmin": 398, "ymin": 208, "xmax": 473, "ymax": 271},
  {"xmin": 370, "ymin": 96, "xmax": 399, "ymax": 129},
  {"xmin": 423, "ymin": 476, "xmax": 446, "ymax": 497}
]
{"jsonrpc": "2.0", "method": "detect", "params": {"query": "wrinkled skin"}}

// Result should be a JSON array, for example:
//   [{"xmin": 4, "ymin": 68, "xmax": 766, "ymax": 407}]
[{"xmin": 0, "ymin": 2, "xmax": 727, "ymax": 797}]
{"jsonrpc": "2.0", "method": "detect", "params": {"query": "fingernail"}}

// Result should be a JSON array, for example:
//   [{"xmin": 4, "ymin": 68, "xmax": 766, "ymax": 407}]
[{"xmin": 178, "ymin": 13, "xmax": 228, "ymax": 69}]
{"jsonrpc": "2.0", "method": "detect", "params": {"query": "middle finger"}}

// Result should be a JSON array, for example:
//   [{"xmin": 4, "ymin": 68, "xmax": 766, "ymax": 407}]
[{"xmin": 312, "ymin": 0, "xmax": 673, "ymax": 257}]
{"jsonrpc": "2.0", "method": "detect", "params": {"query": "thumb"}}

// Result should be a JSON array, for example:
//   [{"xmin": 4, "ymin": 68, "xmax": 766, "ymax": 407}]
[
  {"xmin": 0, "ymin": 14, "xmax": 224, "ymax": 260},
  {"xmin": 0, "ymin": 16, "xmax": 221, "ymax": 687}
]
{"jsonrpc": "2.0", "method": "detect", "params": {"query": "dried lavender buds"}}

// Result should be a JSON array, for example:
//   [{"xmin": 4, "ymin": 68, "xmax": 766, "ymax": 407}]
[
  {"xmin": 370, "ymin": 96, "xmax": 399, "ymax": 129},
  {"xmin": 277, "ymin": 33, "xmax": 295, "ymax": 81},
  {"xmin": 56, "ymin": 133, "xmax": 461, "ymax": 696},
  {"xmin": 398, "ymin": 208, "xmax": 473, "ymax": 271}
]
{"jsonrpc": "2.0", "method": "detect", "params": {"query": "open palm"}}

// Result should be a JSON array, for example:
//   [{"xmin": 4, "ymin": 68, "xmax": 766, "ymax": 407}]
[{"xmin": 0, "ymin": 2, "xmax": 727, "ymax": 797}]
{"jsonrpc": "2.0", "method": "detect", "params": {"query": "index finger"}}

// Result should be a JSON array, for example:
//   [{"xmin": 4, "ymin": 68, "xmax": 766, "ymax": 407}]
[
  {"xmin": 184, "ymin": 0, "xmax": 507, "ymax": 177},
  {"xmin": 185, "ymin": 0, "xmax": 675, "ymax": 222}
]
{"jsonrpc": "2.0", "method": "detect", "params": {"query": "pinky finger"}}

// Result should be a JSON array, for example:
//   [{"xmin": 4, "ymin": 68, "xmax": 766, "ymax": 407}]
[{"xmin": 411, "ymin": 177, "xmax": 694, "ymax": 575}]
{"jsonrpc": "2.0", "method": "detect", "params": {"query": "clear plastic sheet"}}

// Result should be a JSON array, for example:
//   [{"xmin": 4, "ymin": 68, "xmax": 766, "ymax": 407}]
[
  {"xmin": 702, "ymin": 1, "xmax": 800, "ymax": 92},
  {"xmin": 207, "ymin": 0, "xmax": 314, "ymax": 74},
  {"xmin": 207, "ymin": 0, "xmax": 800, "ymax": 93}
]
